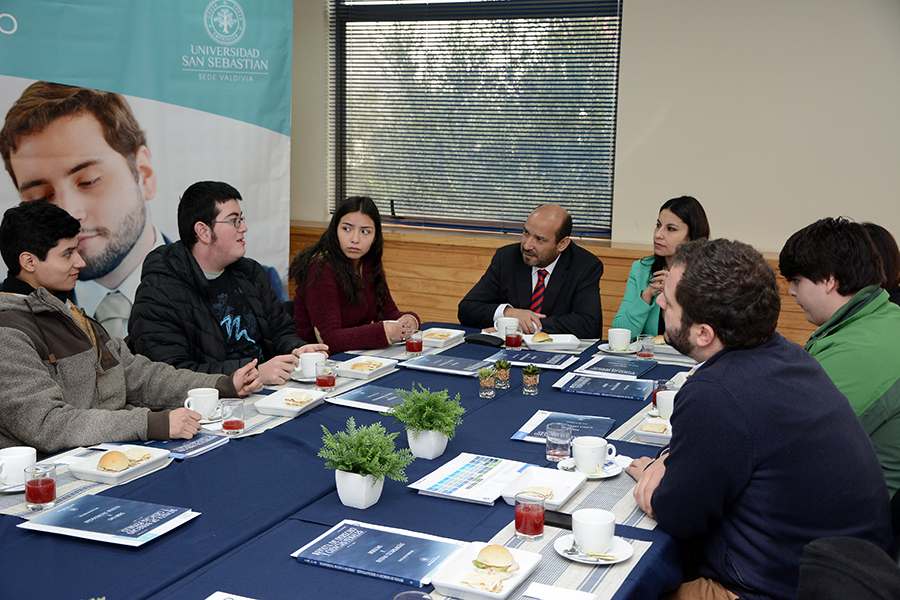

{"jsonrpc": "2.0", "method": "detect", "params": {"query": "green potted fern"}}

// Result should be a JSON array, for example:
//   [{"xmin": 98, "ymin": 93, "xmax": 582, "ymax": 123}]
[
  {"xmin": 319, "ymin": 417, "xmax": 415, "ymax": 509},
  {"xmin": 385, "ymin": 383, "xmax": 465, "ymax": 460}
]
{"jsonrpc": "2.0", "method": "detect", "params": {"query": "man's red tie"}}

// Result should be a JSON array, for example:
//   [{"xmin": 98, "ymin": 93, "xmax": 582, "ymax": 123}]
[{"xmin": 530, "ymin": 269, "xmax": 548, "ymax": 312}]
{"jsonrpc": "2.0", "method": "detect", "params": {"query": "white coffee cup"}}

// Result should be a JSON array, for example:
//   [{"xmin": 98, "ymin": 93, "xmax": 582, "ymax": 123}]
[
  {"xmin": 494, "ymin": 316, "xmax": 518, "ymax": 335},
  {"xmin": 572, "ymin": 436, "xmax": 616, "ymax": 475},
  {"xmin": 184, "ymin": 388, "xmax": 219, "ymax": 420},
  {"xmin": 573, "ymin": 508, "xmax": 616, "ymax": 554},
  {"xmin": 0, "ymin": 446, "xmax": 36, "ymax": 487},
  {"xmin": 299, "ymin": 352, "xmax": 327, "ymax": 378},
  {"xmin": 657, "ymin": 390, "xmax": 677, "ymax": 421},
  {"xmin": 607, "ymin": 328, "xmax": 631, "ymax": 351}
]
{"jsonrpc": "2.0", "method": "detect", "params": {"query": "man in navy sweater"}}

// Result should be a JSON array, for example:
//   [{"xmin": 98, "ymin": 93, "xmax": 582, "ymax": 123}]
[{"xmin": 626, "ymin": 238, "xmax": 891, "ymax": 600}]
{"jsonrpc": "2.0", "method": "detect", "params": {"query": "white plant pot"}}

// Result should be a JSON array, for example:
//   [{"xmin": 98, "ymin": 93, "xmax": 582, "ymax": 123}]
[
  {"xmin": 407, "ymin": 429, "xmax": 449, "ymax": 460},
  {"xmin": 335, "ymin": 470, "xmax": 384, "ymax": 509}
]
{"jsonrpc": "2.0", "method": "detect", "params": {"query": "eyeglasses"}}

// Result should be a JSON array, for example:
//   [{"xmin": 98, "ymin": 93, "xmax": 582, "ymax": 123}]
[{"xmin": 211, "ymin": 216, "xmax": 246, "ymax": 228}]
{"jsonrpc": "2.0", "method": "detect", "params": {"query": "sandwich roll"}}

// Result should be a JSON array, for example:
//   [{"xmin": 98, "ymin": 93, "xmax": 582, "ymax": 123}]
[
  {"xmin": 471, "ymin": 544, "xmax": 519, "ymax": 572},
  {"xmin": 284, "ymin": 391, "xmax": 314, "ymax": 407},
  {"xmin": 460, "ymin": 569, "xmax": 513, "ymax": 593},
  {"xmin": 97, "ymin": 450, "xmax": 130, "ymax": 473},
  {"xmin": 518, "ymin": 485, "xmax": 554, "ymax": 500},
  {"xmin": 531, "ymin": 331, "xmax": 553, "ymax": 343},
  {"xmin": 462, "ymin": 545, "xmax": 519, "ymax": 592},
  {"xmin": 124, "ymin": 448, "xmax": 152, "ymax": 466}
]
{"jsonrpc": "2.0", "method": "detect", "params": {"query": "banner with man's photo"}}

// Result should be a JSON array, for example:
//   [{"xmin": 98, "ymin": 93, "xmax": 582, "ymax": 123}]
[{"xmin": 0, "ymin": 0, "xmax": 293, "ymax": 309}]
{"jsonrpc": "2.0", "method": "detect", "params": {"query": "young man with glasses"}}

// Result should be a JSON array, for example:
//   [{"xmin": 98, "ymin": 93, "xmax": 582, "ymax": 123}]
[
  {"xmin": 129, "ymin": 181, "xmax": 327, "ymax": 385},
  {"xmin": 0, "ymin": 201, "xmax": 261, "ymax": 455}
]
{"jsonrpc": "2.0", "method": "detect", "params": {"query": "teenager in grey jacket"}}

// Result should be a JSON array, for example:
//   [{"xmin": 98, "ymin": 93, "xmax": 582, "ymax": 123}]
[{"xmin": 0, "ymin": 202, "xmax": 261, "ymax": 456}]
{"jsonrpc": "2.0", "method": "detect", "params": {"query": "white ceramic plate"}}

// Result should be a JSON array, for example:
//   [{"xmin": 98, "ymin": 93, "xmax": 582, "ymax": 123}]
[
  {"xmin": 198, "ymin": 405, "xmax": 232, "ymax": 425},
  {"xmin": 556, "ymin": 457, "xmax": 622, "ymax": 480},
  {"xmin": 632, "ymin": 418, "xmax": 672, "ymax": 445},
  {"xmin": 68, "ymin": 445, "xmax": 170, "ymax": 485},
  {"xmin": 500, "ymin": 466, "xmax": 587, "ymax": 512},
  {"xmin": 254, "ymin": 389, "xmax": 326, "ymax": 418},
  {"xmin": 598, "ymin": 342, "xmax": 639, "ymax": 355},
  {"xmin": 430, "ymin": 541, "xmax": 542, "ymax": 600},
  {"xmin": 421, "ymin": 327, "xmax": 466, "ymax": 347},
  {"xmin": 553, "ymin": 534, "xmax": 633, "ymax": 565},
  {"xmin": 523, "ymin": 333, "xmax": 580, "ymax": 351},
  {"xmin": 334, "ymin": 356, "xmax": 398, "ymax": 380}
]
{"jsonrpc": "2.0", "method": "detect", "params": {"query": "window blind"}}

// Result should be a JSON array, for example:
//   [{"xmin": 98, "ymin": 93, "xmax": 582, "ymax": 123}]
[{"xmin": 328, "ymin": 0, "xmax": 622, "ymax": 237}]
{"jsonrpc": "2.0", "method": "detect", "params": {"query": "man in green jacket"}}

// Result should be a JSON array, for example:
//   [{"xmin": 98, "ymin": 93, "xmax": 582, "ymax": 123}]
[{"xmin": 780, "ymin": 217, "xmax": 900, "ymax": 495}]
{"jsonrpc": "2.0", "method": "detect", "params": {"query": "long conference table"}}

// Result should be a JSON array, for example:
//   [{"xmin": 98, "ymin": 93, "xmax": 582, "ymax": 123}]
[{"xmin": 0, "ymin": 324, "xmax": 687, "ymax": 600}]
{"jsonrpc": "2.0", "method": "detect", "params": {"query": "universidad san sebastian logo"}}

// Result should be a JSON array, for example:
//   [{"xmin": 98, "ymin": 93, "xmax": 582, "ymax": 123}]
[{"xmin": 204, "ymin": 0, "xmax": 245, "ymax": 45}]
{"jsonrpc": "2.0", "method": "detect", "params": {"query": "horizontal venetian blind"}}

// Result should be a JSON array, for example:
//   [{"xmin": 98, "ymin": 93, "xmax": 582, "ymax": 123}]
[{"xmin": 328, "ymin": 0, "xmax": 622, "ymax": 237}]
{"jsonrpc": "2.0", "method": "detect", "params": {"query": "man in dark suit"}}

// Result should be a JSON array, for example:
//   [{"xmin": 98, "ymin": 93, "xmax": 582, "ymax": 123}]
[{"xmin": 458, "ymin": 204, "xmax": 603, "ymax": 338}]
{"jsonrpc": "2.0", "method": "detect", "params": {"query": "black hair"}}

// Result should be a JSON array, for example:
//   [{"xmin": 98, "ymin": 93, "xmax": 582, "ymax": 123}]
[
  {"xmin": 0, "ymin": 201, "xmax": 81, "ymax": 276},
  {"xmin": 779, "ymin": 217, "xmax": 884, "ymax": 296},
  {"xmin": 289, "ymin": 196, "xmax": 387, "ymax": 316},
  {"xmin": 651, "ymin": 196, "xmax": 710, "ymax": 273},
  {"xmin": 672, "ymin": 238, "xmax": 780, "ymax": 350},
  {"xmin": 177, "ymin": 181, "xmax": 243, "ymax": 249},
  {"xmin": 862, "ymin": 222, "xmax": 900, "ymax": 294}
]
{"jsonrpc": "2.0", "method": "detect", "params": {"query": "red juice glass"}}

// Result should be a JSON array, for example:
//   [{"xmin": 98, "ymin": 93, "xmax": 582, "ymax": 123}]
[
  {"xmin": 514, "ymin": 492, "xmax": 544, "ymax": 540},
  {"xmin": 505, "ymin": 325, "xmax": 523, "ymax": 349},
  {"xmin": 316, "ymin": 361, "xmax": 337, "ymax": 392},
  {"xmin": 25, "ymin": 464, "xmax": 56, "ymax": 510},
  {"xmin": 653, "ymin": 380, "xmax": 673, "ymax": 409},
  {"xmin": 406, "ymin": 330, "xmax": 423, "ymax": 356},
  {"xmin": 221, "ymin": 399, "xmax": 245, "ymax": 436}
]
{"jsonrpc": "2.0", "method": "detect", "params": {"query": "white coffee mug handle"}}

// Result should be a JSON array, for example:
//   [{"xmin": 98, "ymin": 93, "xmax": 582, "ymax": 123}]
[
  {"xmin": 184, "ymin": 398, "xmax": 194, "ymax": 411},
  {"xmin": 0, "ymin": 461, "xmax": 6, "ymax": 480},
  {"xmin": 606, "ymin": 444, "xmax": 617, "ymax": 459}
]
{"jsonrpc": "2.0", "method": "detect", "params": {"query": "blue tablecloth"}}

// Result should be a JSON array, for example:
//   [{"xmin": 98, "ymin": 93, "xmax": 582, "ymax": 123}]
[{"xmin": 0, "ymin": 324, "xmax": 686, "ymax": 600}]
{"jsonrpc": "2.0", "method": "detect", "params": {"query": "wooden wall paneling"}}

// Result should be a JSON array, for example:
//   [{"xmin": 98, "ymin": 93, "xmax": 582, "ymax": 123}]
[{"xmin": 289, "ymin": 223, "xmax": 817, "ymax": 345}]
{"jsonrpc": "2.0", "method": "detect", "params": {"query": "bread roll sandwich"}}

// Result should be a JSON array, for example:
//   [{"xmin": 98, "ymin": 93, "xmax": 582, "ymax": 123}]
[
  {"xmin": 471, "ymin": 544, "xmax": 519, "ymax": 572},
  {"xmin": 97, "ymin": 450, "xmax": 130, "ymax": 473},
  {"xmin": 531, "ymin": 331, "xmax": 553, "ymax": 343},
  {"xmin": 350, "ymin": 359, "xmax": 382, "ymax": 372},
  {"xmin": 642, "ymin": 422, "xmax": 669, "ymax": 434},
  {"xmin": 518, "ymin": 485, "xmax": 554, "ymax": 500},
  {"xmin": 284, "ymin": 391, "xmax": 314, "ymax": 407},
  {"xmin": 461, "ymin": 545, "xmax": 519, "ymax": 592},
  {"xmin": 124, "ymin": 448, "xmax": 152, "ymax": 466},
  {"xmin": 424, "ymin": 331, "xmax": 452, "ymax": 340},
  {"xmin": 653, "ymin": 334, "xmax": 665, "ymax": 345}
]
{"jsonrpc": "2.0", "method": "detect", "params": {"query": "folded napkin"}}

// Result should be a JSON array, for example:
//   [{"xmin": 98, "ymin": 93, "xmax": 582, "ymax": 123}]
[{"xmin": 614, "ymin": 455, "xmax": 634, "ymax": 469}]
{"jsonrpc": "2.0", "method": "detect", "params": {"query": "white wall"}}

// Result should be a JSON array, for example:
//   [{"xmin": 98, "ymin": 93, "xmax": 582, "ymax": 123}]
[
  {"xmin": 291, "ymin": 0, "xmax": 330, "ymax": 222},
  {"xmin": 613, "ymin": 0, "xmax": 900, "ymax": 252},
  {"xmin": 291, "ymin": 0, "xmax": 900, "ymax": 253}
]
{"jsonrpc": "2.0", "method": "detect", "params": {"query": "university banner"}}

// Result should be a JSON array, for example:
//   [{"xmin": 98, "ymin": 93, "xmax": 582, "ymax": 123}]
[{"xmin": 0, "ymin": 0, "xmax": 292, "ymax": 298}]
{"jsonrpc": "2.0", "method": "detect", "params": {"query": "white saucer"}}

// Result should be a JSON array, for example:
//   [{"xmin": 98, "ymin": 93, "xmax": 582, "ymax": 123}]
[
  {"xmin": 646, "ymin": 408, "xmax": 660, "ymax": 418},
  {"xmin": 199, "ymin": 405, "xmax": 232, "ymax": 425},
  {"xmin": 0, "ymin": 483, "xmax": 25, "ymax": 493},
  {"xmin": 557, "ymin": 457, "xmax": 622, "ymax": 479},
  {"xmin": 290, "ymin": 372, "xmax": 317, "ymax": 384},
  {"xmin": 599, "ymin": 342, "xmax": 639, "ymax": 355},
  {"xmin": 554, "ymin": 534, "xmax": 633, "ymax": 565}
]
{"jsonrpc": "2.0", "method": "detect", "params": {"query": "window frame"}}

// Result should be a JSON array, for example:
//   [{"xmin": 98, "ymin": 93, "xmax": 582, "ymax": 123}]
[{"xmin": 328, "ymin": 0, "xmax": 623, "ymax": 237}]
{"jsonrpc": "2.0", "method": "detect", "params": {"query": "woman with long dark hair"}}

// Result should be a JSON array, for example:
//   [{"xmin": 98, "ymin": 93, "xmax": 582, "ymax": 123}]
[
  {"xmin": 289, "ymin": 196, "xmax": 419, "ymax": 354},
  {"xmin": 612, "ymin": 196, "xmax": 710, "ymax": 339}
]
